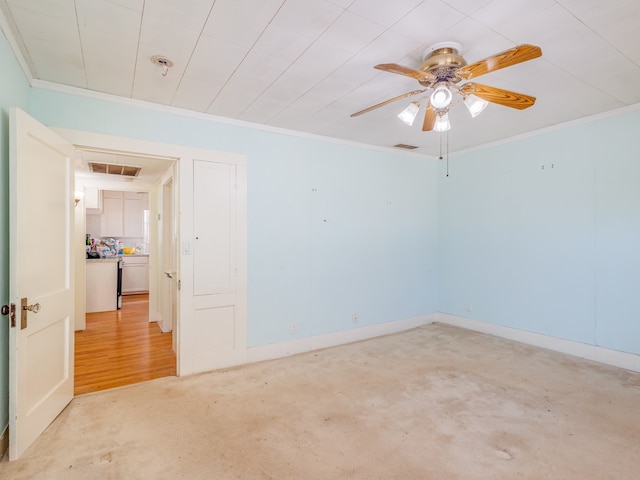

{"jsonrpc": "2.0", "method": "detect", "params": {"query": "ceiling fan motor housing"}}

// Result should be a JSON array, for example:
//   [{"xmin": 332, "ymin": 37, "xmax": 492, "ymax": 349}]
[{"xmin": 420, "ymin": 42, "xmax": 467, "ymax": 84}]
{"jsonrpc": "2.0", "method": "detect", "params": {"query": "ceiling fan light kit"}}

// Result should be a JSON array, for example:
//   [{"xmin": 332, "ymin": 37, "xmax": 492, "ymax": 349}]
[
  {"xmin": 464, "ymin": 94, "xmax": 489, "ymax": 118},
  {"xmin": 430, "ymin": 83, "xmax": 453, "ymax": 109},
  {"xmin": 433, "ymin": 111, "xmax": 451, "ymax": 132},
  {"xmin": 397, "ymin": 101, "xmax": 420, "ymax": 126},
  {"xmin": 351, "ymin": 42, "xmax": 542, "ymax": 134}
]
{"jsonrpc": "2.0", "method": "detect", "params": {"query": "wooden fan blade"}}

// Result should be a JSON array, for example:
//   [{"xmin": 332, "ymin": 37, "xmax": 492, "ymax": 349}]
[
  {"xmin": 457, "ymin": 44, "xmax": 542, "ymax": 80},
  {"xmin": 461, "ymin": 83, "xmax": 536, "ymax": 110},
  {"xmin": 422, "ymin": 103, "xmax": 436, "ymax": 131},
  {"xmin": 375, "ymin": 63, "xmax": 436, "ymax": 84},
  {"xmin": 350, "ymin": 89, "xmax": 426, "ymax": 117}
]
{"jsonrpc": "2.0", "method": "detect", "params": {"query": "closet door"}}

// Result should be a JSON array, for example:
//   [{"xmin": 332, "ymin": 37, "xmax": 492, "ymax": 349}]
[{"xmin": 190, "ymin": 160, "xmax": 243, "ymax": 373}]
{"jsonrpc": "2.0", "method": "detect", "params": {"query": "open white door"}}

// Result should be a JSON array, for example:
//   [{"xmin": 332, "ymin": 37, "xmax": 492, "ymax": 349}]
[
  {"xmin": 8, "ymin": 108, "xmax": 75, "ymax": 460},
  {"xmin": 159, "ymin": 178, "xmax": 177, "ymax": 336}
]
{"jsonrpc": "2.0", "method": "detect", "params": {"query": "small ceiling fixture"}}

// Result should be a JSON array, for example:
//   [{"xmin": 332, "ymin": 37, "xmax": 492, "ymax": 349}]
[{"xmin": 151, "ymin": 55, "xmax": 173, "ymax": 77}]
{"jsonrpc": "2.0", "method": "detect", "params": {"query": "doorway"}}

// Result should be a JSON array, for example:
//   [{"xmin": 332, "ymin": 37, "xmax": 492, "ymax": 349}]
[
  {"xmin": 75, "ymin": 149, "xmax": 178, "ymax": 394},
  {"xmin": 58, "ymin": 125, "xmax": 248, "ymax": 379},
  {"xmin": 10, "ymin": 117, "xmax": 247, "ymax": 458}
]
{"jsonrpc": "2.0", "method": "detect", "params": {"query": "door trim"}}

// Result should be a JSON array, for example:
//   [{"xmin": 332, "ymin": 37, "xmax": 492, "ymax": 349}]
[{"xmin": 52, "ymin": 127, "xmax": 247, "ymax": 377}]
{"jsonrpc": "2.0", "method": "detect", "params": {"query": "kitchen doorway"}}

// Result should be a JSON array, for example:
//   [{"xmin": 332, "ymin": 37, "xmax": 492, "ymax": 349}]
[
  {"xmin": 75, "ymin": 148, "xmax": 178, "ymax": 394},
  {"xmin": 60, "ymin": 125, "xmax": 248, "ymax": 380}
]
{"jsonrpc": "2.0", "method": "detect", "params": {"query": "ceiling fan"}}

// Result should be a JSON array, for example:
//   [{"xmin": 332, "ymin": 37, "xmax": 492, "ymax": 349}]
[{"xmin": 351, "ymin": 43, "xmax": 542, "ymax": 132}]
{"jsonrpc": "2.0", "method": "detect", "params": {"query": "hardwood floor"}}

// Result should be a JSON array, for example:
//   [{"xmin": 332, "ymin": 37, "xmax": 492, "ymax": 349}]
[{"xmin": 74, "ymin": 293, "xmax": 176, "ymax": 395}]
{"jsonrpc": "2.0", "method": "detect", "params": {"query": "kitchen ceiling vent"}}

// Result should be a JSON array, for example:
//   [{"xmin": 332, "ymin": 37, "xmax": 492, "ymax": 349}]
[{"xmin": 89, "ymin": 162, "xmax": 141, "ymax": 177}]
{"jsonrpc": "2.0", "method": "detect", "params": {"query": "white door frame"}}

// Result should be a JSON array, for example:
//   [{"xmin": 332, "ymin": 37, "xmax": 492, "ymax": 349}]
[{"xmin": 52, "ymin": 127, "xmax": 248, "ymax": 377}]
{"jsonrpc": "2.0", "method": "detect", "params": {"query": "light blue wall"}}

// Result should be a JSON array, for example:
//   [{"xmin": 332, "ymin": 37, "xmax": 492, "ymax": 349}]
[
  {"xmin": 0, "ymin": 28, "xmax": 31, "ymax": 439},
  {"xmin": 1, "ymin": 24, "xmax": 640, "ymax": 460},
  {"xmin": 29, "ymin": 89, "xmax": 440, "ymax": 347},
  {"xmin": 592, "ymin": 112, "xmax": 640, "ymax": 353},
  {"xmin": 438, "ymin": 109, "xmax": 640, "ymax": 354}
]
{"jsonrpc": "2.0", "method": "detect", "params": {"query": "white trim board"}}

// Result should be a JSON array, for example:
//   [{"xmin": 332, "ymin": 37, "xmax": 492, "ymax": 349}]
[
  {"xmin": 31, "ymin": 80, "xmax": 640, "ymax": 162},
  {"xmin": 451, "ymin": 102, "xmax": 640, "ymax": 158},
  {"xmin": 437, "ymin": 313, "xmax": 640, "ymax": 373},
  {"xmin": 31, "ymin": 79, "xmax": 435, "ymax": 161},
  {"xmin": 248, "ymin": 314, "xmax": 437, "ymax": 365}
]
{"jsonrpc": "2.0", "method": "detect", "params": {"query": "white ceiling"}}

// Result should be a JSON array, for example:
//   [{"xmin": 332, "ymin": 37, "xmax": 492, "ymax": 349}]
[{"xmin": 1, "ymin": 0, "xmax": 639, "ymax": 157}]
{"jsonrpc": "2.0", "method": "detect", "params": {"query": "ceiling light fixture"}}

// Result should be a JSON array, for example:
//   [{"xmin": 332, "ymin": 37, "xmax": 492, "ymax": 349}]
[
  {"xmin": 151, "ymin": 55, "xmax": 173, "ymax": 77},
  {"xmin": 352, "ymin": 42, "xmax": 542, "ymax": 133},
  {"xmin": 397, "ymin": 101, "xmax": 420, "ymax": 126},
  {"xmin": 395, "ymin": 82, "xmax": 489, "ymax": 131}
]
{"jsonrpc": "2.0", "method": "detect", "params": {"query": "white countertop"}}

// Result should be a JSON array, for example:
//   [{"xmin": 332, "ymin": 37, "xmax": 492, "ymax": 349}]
[
  {"xmin": 86, "ymin": 257, "xmax": 119, "ymax": 262},
  {"xmin": 86, "ymin": 253, "xmax": 149, "ymax": 262}
]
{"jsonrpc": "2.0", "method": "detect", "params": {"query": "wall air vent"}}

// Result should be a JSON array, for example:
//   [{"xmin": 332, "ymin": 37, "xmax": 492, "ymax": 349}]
[
  {"xmin": 89, "ymin": 162, "xmax": 141, "ymax": 177},
  {"xmin": 393, "ymin": 144, "xmax": 418, "ymax": 150}
]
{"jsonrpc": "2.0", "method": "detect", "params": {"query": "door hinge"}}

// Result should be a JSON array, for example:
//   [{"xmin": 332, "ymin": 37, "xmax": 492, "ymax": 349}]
[
  {"xmin": 178, "ymin": 280, "xmax": 181, "ymax": 290},
  {"xmin": 1, "ymin": 303, "xmax": 16, "ymax": 328}
]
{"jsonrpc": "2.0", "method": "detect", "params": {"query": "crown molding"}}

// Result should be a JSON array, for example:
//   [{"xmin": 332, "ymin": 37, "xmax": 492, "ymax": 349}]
[
  {"xmin": 0, "ymin": 3, "xmax": 33, "ymax": 84},
  {"xmin": 31, "ymin": 78, "xmax": 437, "ymax": 161},
  {"xmin": 452, "ymin": 102, "xmax": 640, "ymax": 158}
]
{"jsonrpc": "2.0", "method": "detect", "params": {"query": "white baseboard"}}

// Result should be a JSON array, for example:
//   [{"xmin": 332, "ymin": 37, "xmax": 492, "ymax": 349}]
[
  {"xmin": 247, "ymin": 314, "xmax": 437, "ymax": 365},
  {"xmin": 436, "ymin": 313, "xmax": 640, "ymax": 373}
]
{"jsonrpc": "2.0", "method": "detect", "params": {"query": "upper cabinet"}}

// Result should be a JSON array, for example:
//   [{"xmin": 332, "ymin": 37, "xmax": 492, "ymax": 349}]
[
  {"xmin": 100, "ymin": 190, "xmax": 148, "ymax": 238},
  {"xmin": 101, "ymin": 191, "xmax": 124, "ymax": 237},
  {"xmin": 123, "ymin": 191, "xmax": 144, "ymax": 238},
  {"xmin": 84, "ymin": 187, "xmax": 102, "ymax": 214}
]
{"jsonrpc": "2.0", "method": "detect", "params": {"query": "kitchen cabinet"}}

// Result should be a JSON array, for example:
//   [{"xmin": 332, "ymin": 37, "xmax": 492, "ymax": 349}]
[
  {"xmin": 84, "ymin": 187, "xmax": 102, "ymax": 213},
  {"xmin": 121, "ymin": 255, "xmax": 149, "ymax": 294},
  {"xmin": 123, "ymin": 192, "xmax": 144, "ymax": 237},
  {"xmin": 100, "ymin": 190, "xmax": 147, "ymax": 238},
  {"xmin": 86, "ymin": 259, "xmax": 118, "ymax": 312},
  {"xmin": 101, "ymin": 194, "xmax": 124, "ymax": 237}
]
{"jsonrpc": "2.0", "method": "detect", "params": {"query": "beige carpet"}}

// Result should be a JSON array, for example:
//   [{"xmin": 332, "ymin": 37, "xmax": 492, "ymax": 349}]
[{"xmin": 2, "ymin": 323, "xmax": 639, "ymax": 479}]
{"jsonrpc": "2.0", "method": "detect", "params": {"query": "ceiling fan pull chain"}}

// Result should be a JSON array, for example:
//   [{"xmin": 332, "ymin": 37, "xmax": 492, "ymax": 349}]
[
  {"xmin": 446, "ymin": 130, "xmax": 450, "ymax": 177},
  {"xmin": 438, "ymin": 130, "xmax": 450, "ymax": 177}
]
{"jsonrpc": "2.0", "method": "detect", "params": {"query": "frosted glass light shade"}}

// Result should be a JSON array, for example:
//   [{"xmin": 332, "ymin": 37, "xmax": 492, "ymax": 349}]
[
  {"xmin": 464, "ymin": 94, "xmax": 489, "ymax": 118},
  {"xmin": 397, "ymin": 101, "xmax": 420, "ymax": 126},
  {"xmin": 433, "ymin": 111, "xmax": 451, "ymax": 132},
  {"xmin": 430, "ymin": 84, "xmax": 453, "ymax": 109}
]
